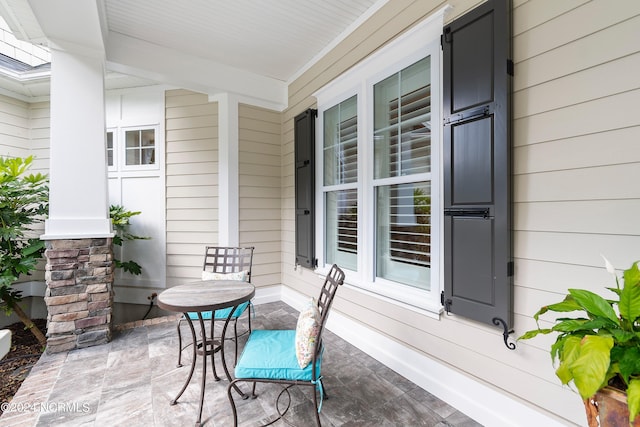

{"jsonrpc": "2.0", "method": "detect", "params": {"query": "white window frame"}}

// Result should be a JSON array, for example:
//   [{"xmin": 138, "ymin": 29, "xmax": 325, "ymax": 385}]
[
  {"xmin": 314, "ymin": 8, "xmax": 446, "ymax": 314},
  {"xmin": 120, "ymin": 125, "xmax": 159, "ymax": 171},
  {"xmin": 106, "ymin": 128, "xmax": 117, "ymax": 172}
]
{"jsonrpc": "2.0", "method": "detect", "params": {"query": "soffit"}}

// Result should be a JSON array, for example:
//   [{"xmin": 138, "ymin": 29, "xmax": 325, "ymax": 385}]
[
  {"xmin": 103, "ymin": 0, "xmax": 382, "ymax": 83},
  {"xmin": 0, "ymin": 0, "xmax": 386, "ymax": 107}
]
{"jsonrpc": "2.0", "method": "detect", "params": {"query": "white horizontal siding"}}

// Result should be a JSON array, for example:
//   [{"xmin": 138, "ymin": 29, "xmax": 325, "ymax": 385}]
[
  {"xmin": 514, "ymin": 88, "xmax": 640, "ymax": 146},
  {"xmin": 514, "ymin": 163, "xmax": 640, "ymax": 202},
  {"xmin": 166, "ymin": 185, "xmax": 217, "ymax": 199},
  {"xmin": 515, "ymin": 200, "xmax": 640, "ymax": 235},
  {"xmin": 514, "ymin": 51, "xmax": 640, "ymax": 120},
  {"xmin": 166, "ymin": 174, "xmax": 217, "ymax": 187},
  {"xmin": 239, "ymin": 208, "xmax": 281, "ymax": 221},
  {"xmin": 238, "ymin": 103, "xmax": 282, "ymax": 288},
  {"xmin": 515, "ymin": 11, "xmax": 640, "ymax": 91},
  {"xmin": 0, "ymin": 94, "xmax": 29, "ymax": 159},
  {"xmin": 166, "ymin": 138, "xmax": 215, "ymax": 153},
  {"xmin": 165, "ymin": 89, "xmax": 218, "ymax": 286},
  {"xmin": 514, "ymin": 126, "xmax": 640, "ymax": 172},
  {"xmin": 513, "ymin": 0, "xmax": 639, "ymax": 63},
  {"xmin": 512, "ymin": 0, "xmax": 587, "ymax": 37}
]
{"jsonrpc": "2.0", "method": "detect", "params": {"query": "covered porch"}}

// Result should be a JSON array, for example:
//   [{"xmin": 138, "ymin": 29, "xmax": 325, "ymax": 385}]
[{"xmin": 0, "ymin": 0, "xmax": 638, "ymax": 426}]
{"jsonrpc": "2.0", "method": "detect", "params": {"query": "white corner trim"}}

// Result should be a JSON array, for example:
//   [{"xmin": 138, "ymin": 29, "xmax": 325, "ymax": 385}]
[
  {"xmin": 278, "ymin": 285, "xmax": 566, "ymax": 427},
  {"xmin": 0, "ymin": 329, "xmax": 11, "ymax": 360},
  {"xmin": 211, "ymin": 93, "xmax": 239, "ymax": 247}
]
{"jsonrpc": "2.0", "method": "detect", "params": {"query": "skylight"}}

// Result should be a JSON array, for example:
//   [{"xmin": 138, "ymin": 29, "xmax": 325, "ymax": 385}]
[{"xmin": 0, "ymin": 16, "xmax": 49, "ymax": 68}]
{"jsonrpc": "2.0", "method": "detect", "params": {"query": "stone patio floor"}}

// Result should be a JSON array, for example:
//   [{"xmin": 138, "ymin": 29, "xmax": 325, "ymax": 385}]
[{"xmin": 0, "ymin": 301, "xmax": 483, "ymax": 426}]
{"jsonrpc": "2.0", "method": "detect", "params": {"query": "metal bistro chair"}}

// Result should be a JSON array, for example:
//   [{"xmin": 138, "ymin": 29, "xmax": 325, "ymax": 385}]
[
  {"xmin": 176, "ymin": 246, "xmax": 255, "ymax": 368},
  {"xmin": 227, "ymin": 264, "xmax": 345, "ymax": 426}
]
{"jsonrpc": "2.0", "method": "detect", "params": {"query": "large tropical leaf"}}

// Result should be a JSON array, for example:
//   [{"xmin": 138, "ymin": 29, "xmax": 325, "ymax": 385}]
[
  {"xmin": 610, "ymin": 328, "xmax": 638, "ymax": 344},
  {"xmin": 555, "ymin": 336, "xmax": 582, "ymax": 384},
  {"xmin": 620, "ymin": 263, "xmax": 640, "ymax": 324},
  {"xmin": 625, "ymin": 262, "xmax": 640, "ymax": 287},
  {"xmin": 551, "ymin": 318, "xmax": 614, "ymax": 333},
  {"xmin": 569, "ymin": 289, "xmax": 619, "ymax": 325},
  {"xmin": 533, "ymin": 296, "xmax": 583, "ymax": 322},
  {"xmin": 569, "ymin": 335, "xmax": 614, "ymax": 399},
  {"xmin": 628, "ymin": 378, "xmax": 640, "ymax": 424},
  {"xmin": 617, "ymin": 346, "xmax": 640, "ymax": 383},
  {"xmin": 518, "ymin": 328, "xmax": 552, "ymax": 340}
]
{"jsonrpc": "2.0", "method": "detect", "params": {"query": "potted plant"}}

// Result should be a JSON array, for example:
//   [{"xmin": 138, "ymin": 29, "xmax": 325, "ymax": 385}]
[{"xmin": 519, "ymin": 257, "xmax": 640, "ymax": 426}]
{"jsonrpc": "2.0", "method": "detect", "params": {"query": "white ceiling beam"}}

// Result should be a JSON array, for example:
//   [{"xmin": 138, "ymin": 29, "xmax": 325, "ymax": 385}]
[
  {"xmin": 27, "ymin": 0, "xmax": 105, "ymax": 54},
  {"xmin": 105, "ymin": 32, "xmax": 287, "ymax": 111}
]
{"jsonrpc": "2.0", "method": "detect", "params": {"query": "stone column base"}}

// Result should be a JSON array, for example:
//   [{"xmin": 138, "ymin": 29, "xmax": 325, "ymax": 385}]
[{"xmin": 44, "ymin": 238, "xmax": 114, "ymax": 354}]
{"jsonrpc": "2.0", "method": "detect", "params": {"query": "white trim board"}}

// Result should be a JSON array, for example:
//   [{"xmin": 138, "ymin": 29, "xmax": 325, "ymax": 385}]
[
  {"xmin": 0, "ymin": 329, "xmax": 10, "ymax": 360},
  {"xmin": 279, "ymin": 285, "xmax": 568, "ymax": 427}
]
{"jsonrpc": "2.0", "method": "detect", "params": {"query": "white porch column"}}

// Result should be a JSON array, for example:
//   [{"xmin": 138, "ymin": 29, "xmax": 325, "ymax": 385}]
[
  {"xmin": 42, "ymin": 47, "xmax": 112, "ymax": 239},
  {"xmin": 212, "ymin": 93, "xmax": 240, "ymax": 246},
  {"xmin": 40, "ymin": 46, "xmax": 115, "ymax": 353}
]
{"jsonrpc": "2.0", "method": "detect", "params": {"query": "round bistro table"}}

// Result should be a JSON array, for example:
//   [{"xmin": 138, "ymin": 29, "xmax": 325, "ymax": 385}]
[{"xmin": 157, "ymin": 280, "xmax": 255, "ymax": 427}]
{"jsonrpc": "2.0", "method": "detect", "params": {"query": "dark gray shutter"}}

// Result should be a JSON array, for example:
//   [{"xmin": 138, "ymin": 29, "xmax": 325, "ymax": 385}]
[
  {"xmin": 442, "ymin": 0, "xmax": 513, "ymax": 329},
  {"xmin": 294, "ymin": 108, "xmax": 317, "ymax": 269}
]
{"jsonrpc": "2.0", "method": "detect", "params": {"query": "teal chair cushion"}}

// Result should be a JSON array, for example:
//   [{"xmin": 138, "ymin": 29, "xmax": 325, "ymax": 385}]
[
  {"xmin": 186, "ymin": 301, "xmax": 250, "ymax": 320},
  {"xmin": 234, "ymin": 329, "xmax": 322, "ymax": 381}
]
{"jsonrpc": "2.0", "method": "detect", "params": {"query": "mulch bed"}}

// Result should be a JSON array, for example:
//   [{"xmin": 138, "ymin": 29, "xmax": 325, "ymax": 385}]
[{"xmin": 0, "ymin": 319, "xmax": 46, "ymax": 412}]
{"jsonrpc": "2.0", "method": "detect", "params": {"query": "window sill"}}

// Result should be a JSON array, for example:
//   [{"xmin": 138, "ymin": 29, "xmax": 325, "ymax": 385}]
[{"xmin": 315, "ymin": 268, "xmax": 443, "ymax": 320}]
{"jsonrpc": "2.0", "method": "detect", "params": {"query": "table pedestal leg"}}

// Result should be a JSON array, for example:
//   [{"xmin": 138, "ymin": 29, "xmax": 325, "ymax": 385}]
[
  {"xmin": 196, "ymin": 315, "xmax": 207, "ymax": 427},
  {"xmin": 172, "ymin": 306, "xmax": 247, "ymax": 425},
  {"xmin": 221, "ymin": 306, "xmax": 249, "ymax": 399},
  {"xmin": 171, "ymin": 314, "xmax": 198, "ymax": 406}
]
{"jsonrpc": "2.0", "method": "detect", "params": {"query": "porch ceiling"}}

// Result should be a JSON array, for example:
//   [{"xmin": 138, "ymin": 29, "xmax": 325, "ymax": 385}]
[{"xmin": 0, "ymin": 0, "xmax": 386, "ymax": 109}]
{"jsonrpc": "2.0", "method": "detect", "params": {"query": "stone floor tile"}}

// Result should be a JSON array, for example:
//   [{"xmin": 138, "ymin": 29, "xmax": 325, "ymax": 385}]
[{"xmin": 0, "ymin": 301, "xmax": 483, "ymax": 427}]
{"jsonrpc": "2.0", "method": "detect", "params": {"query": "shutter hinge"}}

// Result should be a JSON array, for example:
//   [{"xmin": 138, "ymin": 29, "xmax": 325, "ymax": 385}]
[
  {"xmin": 507, "ymin": 261, "xmax": 514, "ymax": 277},
  {"xmin": 507, "ymin": 59, "xmax": 514, "ymax": 76},
  {"xmin": 443, "ymin": 105, "xmax": 491, "ymax": 126},
  {"xmin": 441, "ymin": 291, "xmax": 452, "ymax": 315},
  {"xmin": 442, "ymin": 27, "xmax": 452, "ymax": 44}
]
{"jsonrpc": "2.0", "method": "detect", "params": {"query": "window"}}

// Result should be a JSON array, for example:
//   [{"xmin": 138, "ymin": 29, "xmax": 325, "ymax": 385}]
[
  {"xmin": 106, "ymin": 131, "xmax": 114, "ymax": 167},
  {"xmin": 374, "ymin": 58, "xmax": 432, "ymax": 290},
  {"xmin": 314, "ymin": 11, "xmax": 444, "ymax": 312},
  {"xmin": 106, "ymin": 127, "xmax": 158, "ymax": 171},
  {"xmin": 323, "ymin": 96, "xmax": 358, "ymax": 271},
  {"xmin": 125, "ymin": 129, "xmax": 156, "ymax": 166}
]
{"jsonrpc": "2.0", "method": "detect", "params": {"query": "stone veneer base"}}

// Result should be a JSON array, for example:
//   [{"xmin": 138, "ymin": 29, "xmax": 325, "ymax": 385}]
[{"xmin": 43, "ymin": 238, "xmax": 114, "ymax": 354}]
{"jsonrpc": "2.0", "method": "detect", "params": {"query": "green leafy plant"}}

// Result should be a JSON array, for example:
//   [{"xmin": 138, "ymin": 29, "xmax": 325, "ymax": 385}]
[
  {"xmin": 519, "ymin": 257, "xmax": 640, "ymax": 425},
  {"xmin": 0, "ymin": 156, "xmax": 48, "ymax": 346},
  {"xmin": 109, "ymin": 204, "xmax": 149, "ymax": 275}
]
